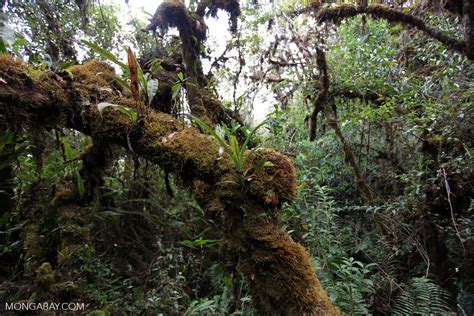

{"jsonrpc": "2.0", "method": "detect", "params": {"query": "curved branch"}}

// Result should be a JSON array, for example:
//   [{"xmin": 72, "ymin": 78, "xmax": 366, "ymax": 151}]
[{"xmin": 316, "ymin": 4, "xmax": 468, "ymax": 58}]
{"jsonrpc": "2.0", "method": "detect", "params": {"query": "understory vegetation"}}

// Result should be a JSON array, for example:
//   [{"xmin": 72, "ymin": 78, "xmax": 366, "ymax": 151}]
[{"xmin": 0, "ymin": 0, "xmax": 472, "ymax": 314}]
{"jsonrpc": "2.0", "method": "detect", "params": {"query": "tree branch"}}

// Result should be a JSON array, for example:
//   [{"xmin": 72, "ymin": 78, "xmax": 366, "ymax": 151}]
[{"xmin": 316, "ymin": 4, "xmax": 469, "ymax": 58}]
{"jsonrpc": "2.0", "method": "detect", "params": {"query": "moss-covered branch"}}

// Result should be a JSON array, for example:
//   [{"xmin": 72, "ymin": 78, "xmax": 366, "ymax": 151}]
[
  {"xmin": 144, "ymin": 1, "xmax": 242, "ymax": 126},
  {"xmin": 316, "ymin": 4, "xmax": 469, "ymax": 59},
  {"xmin": 309, "ymin": 47, "xmax": 329, "ymax": 142},
  {"xmin": 308, "ymin": 46, "xmax": 376, "ymax": 204},
  {"xmin": 0, "ymin": 54, "xmax": 338, "ymax": 315}
]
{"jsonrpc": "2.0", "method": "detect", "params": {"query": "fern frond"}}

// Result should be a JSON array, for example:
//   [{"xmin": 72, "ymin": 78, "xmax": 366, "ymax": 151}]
[{"xmin": 392, "ymin": 277, "xmax": 453, "ymax": 315}]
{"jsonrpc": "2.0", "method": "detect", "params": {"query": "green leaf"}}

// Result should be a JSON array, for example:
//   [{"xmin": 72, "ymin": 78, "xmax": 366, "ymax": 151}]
[
  {"xmin": 117, "ymin": 106, "xmax": 137, "ymax": 122},
  {"xmin": 58, "ymin": 60, "xmax": 76, "ymax": 71},
  {"xmin": 62, "ymin": 140, "xmax": 74, "ymax": 161},
  {"xmin": 97, "ymin": 72, "xmax": 130, "ymax": 90},
  {"xmin": 76, "ymin": 171, "xmax": 85, "ymax": 199},
  {"xmin": 0, "ymin": 131, "xmax": 14, "ymax": 152},
  {"xmin": 81, "ymin": 40, "xmax": 128, "ymax": 70},
  {"xmin": 0, "ymin": 39, "xmax": 7, "ymax": 53},
  {"xmin": 223, "ymin": 276, "xmax": 233, "ymax": 288},
  {"xmin": 171, "ymin": 83, "xmax": 181, "ymax": 100},
  {"xmin": 180, "ymin": 237, "xmax": 218, "ymax": 248},
  {"xmin": 0, "ymin": 144, "xmax": 26, "ymax": 170},
  {"xmin": 146, "ymin": 78, "xmax": 159, "ymax": 105},
  {"xmin": 97, "ymin": 102, "xmax": 137, "ymax": 122}
]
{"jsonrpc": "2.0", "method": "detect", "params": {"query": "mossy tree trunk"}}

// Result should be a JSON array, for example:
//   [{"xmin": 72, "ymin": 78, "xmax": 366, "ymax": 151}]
[{"xmin": 0, "ymin": 54, "xmax": 339, "ymax": 314}]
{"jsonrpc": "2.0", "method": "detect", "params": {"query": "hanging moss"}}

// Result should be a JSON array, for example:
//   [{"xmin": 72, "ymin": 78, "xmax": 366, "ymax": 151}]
[
  {"xmin": 144, "ymin": 1, "xmax": 243, "ymax": 127},
  {"xmin": 309, "ymin": 47, "xmax": 329, "ymax": 141},
  {"xmin": 207, "ymin": 0, "xmax": 241, "ymax": 33}
]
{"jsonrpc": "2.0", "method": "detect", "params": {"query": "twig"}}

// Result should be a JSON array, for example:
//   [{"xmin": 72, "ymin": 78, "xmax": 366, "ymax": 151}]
[{"xmin": 441, "ymin": 167, "xmax": 465, "ymax": 252}]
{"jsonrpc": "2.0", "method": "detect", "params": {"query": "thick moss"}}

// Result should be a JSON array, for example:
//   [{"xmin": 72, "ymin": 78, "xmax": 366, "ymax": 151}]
[
  {"xmin": 34, "ymin": 262, "xmax": 55, "ymax": 300},
  {"xmin": 69, "ymin": 60, "xmax": 115, "ymax": 87},
  {"xmin": 163, "ymin": 128, "xmax": 232, "ymax": 177},
  {"xmin": 240, "ymin": 218, "xmax": 339, "ymax": 315},
  {"xmin": 247, "ymin": 148, "xmax": 297, "ymax": 206}
]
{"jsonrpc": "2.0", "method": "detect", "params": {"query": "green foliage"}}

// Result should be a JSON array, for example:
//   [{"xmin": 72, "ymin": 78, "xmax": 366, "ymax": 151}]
[
  {"xmin": 171, "ymin": 72, "xmax": 188, "ymax": 113},
  {"xmin": 61, "ymin": 138, "xmax": 87, "ymax": 199},
  {"xmin": 392, "ymin": 277, "xmax": 453, "ymax": 315},
  {"xmin": 184, "ymin": 299, "xmax": 217, "ymax": 315},
  {"xmin": 2, "ymin": 2, "xmax": 473, "ymax": 315},
  {"xmin": 282, "ymin": 182, "xmax": 375, "ymax": 314},
  {"xmin": 0, "ymin": 131, "xmax": 26, "ymax": 171},
  {"xmin": 180, "ymin": 237, "xmax": 218, "ymax": 249},
  {"xmin": 5, "ymin": 1, "xmax": 121, "ymax": 62},
  {"xmin": 97, "ymin": 102, "xmax": 138, "ymax": 122},
  {"xmin": 191, "ymin": 116, "xmax": 271, "ymax": 179}
]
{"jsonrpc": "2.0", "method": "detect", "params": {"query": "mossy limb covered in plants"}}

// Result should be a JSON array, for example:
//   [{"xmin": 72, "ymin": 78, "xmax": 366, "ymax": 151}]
[{"xmin": 0, "ymin": 54, "xmax": 338, "ymax": 314}]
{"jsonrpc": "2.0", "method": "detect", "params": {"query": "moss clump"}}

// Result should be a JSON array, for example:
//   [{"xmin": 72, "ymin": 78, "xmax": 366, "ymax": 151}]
[
  {"xmin": 29, "ymin": 72, "xmax": 68, "ymax": 105},
  {"xmin": 163, "ymin": 128, "xmax": 231, "ymax": 177},
  {"xmin": 207, "ymin": 0, "xmax": 241, "ymax": 33},
  {"xmin": 0, "ymin": 55, "xmax": 68, "ymax": 128},
  {"xmin": 0, "ymin": 54, "xmax": 26, "ymax": 78},
  {"xmin": 69, "ymin": 60, "xmax": 115, "ymax": 86},
  {"xmin": 34, "ymin": 262, "xmax": 55, "ymax": 299},
  {"xmin": 140, "ymin": 111, "xmax": 178, "ymax": 146},
  {"xmin": 192, "ymin": 179, "xmax": 225, "ymax": 214},
  {"xmin": 247, "ymin": 148, "xmax": 297, "ymax": 206},
  {"xmin": 146, "ymin": 0, "xmax": 193, "ymax": 34},
  {"xmin": 24, "ymin": 223, "xmax": 40, "ymax": 264}
]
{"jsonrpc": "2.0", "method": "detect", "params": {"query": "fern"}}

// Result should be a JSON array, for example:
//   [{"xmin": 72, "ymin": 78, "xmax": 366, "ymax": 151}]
[{"xmin": 392, "ymin": 277, "xmax": 453, "ymax": 315}]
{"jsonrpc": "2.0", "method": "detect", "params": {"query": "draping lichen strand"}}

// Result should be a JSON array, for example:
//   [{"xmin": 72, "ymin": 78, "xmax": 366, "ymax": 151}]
[{"xmin": 316, "ymin": 4, "xmax": 469, "ymax": 58}]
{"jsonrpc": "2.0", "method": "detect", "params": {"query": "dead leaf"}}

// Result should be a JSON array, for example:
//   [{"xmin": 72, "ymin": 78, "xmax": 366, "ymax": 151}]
[{"xmin": 127, "ymin": 47, "xmax": 140, "ymax": 101}]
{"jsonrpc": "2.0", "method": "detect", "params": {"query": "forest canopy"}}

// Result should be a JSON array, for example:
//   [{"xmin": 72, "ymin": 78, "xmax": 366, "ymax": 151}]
[{"xmin": 0, "ymin": 0, "xmax": 472, "ymax": 314}]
